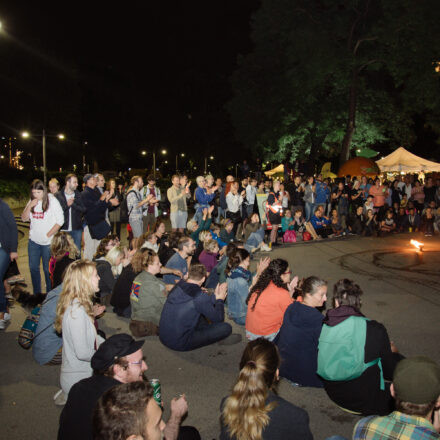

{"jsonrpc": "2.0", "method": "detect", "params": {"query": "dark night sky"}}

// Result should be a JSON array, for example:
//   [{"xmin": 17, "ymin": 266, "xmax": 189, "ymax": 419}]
[{"xmin": 0, "ymin": 1, "xmax": 258, "ymax": 171}]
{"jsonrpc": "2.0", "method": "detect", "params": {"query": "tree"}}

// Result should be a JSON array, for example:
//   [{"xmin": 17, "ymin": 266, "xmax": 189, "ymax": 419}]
[{"xmin": 228, "ymin": 0, "xmax": 440, "ymax": 167}]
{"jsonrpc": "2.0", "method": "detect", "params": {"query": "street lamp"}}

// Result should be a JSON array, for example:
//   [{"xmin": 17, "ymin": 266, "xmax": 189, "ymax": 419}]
[{"xmin": 22, "ymin": 130, "xmax": 65, "ymax": 185}]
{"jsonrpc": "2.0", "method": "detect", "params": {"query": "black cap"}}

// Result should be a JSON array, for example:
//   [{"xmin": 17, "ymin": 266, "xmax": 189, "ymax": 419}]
[
  {"xmin": 91, "ymin": 334, "xmax": 144, "ymax": 371},
  {"xmin": 83, "ymin": 173, "xmax": 94, "ymax": 183}
]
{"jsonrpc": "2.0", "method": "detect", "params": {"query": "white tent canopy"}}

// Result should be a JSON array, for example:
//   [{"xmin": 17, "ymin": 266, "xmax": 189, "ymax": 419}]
[{"xmin": 376, "ymin": 147, "xmax": 440, "ymax": 172}]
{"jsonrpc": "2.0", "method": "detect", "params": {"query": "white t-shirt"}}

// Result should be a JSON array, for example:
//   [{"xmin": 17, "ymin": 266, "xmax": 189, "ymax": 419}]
[
  {"xmin": 64, "ymin": 191, "xmax": 75, "ymax": 232},
  {"xmin": 246, "ymin": 185, "xmax": 257, "ymax": 205},
  {"xmin": 28, "ymin": 194, "xmax": 64, "ymax": 245}
]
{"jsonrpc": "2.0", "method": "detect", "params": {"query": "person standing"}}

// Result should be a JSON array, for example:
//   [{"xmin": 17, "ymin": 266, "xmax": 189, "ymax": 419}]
[
  {"xmin": 226, "ymin": 182, "xmax": 244, "ymax": 235},
  {"xmin": 142, "ymin": 175, "xmax": 161, "ymax": 233},
  {"xmin": 0, "ymin": 198, "xmax": 18, "ymax": 329},
  {"xmin": 21, "ymin": 179, "xmax": 65, "ymax": 294},
  {"xmin": 107, "ymin": 178, "xmax": 123, "ymax": 239},
  {"xmin": 369, "ymin": 178, "xmax": 388, "ymax": 220},
  {"xmin": 303, "ymin": 176, "xmax": 316, "ymax": 222},
  {"xmin": 55, "ymin": 173, "xmax": 85, "ymax": 253},
  {"xmin": 245, "ymin": 178, "xmax": 258, "ymax": 218},
  {"xmin": 127, "ymin": 176, "xmax": 153, "ymax": 239},
  {"xmin": 288, "ymin": 175, "xmax": 305, "ymax": 216},
  {"xmin": 167, "ymin": 174, "xmax": 191, "ymax": 232},
  {"xmin": 81, "ymin": 174, "xmax": 119, "ymax": 260},
  {"xmin": 266, "ymin": 180, "xmax": 283, "ymax": 246}
]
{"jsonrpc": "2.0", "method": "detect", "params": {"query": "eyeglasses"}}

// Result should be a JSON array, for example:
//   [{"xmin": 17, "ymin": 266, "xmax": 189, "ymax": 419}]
[{"xmin": 129, "ymin": 357, "xmax": 146, "ymax": 367}]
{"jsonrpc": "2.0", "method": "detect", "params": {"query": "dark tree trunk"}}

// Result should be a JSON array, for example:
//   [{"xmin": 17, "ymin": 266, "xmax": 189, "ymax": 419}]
[
  {"xmin": 309, "ymin": 129, "xmax": 326, "ymax": 175},
  {"xmin": 339, "ymin": 70, "xmax": 358, "ymax": 166}
]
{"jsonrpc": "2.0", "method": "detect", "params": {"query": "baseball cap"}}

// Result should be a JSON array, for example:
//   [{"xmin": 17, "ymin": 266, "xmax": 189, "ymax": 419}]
[
  {"xmin": 393, "ymin": 356, "xmax": 440, "ymax": 404},
  {"xmin": 91, "ymin": 334, "xmax": 145, "ymax": 371},
  {"xmin": 83, "ymin": 173, "xmax": 94, "ymax": 183}
]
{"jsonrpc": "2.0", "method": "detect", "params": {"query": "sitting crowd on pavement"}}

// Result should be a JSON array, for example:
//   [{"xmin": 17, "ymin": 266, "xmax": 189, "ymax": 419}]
[{"xmin": 0, "ymin": 168, "xmax": 439, "ymax": 439}]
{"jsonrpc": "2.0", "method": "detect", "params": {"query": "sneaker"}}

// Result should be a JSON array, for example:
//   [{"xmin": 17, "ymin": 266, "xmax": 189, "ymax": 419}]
[
  {"xmin": 53, "ymin": 389, "xmax": 67, "ymax": 406},
  {"xmin": 0, "ymin": 319, "xmax": 9, "ymax": 330},
  {"xmin": 7, "ymin": 275, "xmax": 25, "ymax": 285},
  {"xmin": 3, "ymin": 313, "xmax": 11, "ymax": 322},
  {"xmin": 218, "ymin": 333, "xmax": 242, "ymax": 345},
  {"xmin": 260, "ymin": 243, "xmax": 272, "ymax": 252}
]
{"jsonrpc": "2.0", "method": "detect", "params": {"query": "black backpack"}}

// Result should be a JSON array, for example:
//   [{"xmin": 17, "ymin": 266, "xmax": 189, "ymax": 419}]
[{"xmin": 120, "ymin": 190, "xmax": 137, "ymax": 223}]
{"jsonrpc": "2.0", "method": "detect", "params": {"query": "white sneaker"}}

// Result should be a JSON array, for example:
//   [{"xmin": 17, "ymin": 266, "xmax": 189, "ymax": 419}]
[
  {"xmin": 53, "ymin": 389, "xmax": 67, "ymax": 406},
  {"xmin": 0, "ymin": 319, "xmax": 9, "ymax": 330},
  {"xmin": 260, "ymin": 243, "xmax": 272, "ymax": 252},
  {"xmin": 3, "ymin": 313, "xmax": 11, "ymax": 322}
]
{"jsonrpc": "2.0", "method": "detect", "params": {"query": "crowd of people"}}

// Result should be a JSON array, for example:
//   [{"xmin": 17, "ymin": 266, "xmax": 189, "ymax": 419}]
[{"xmin": 0, "ymin": 168, "xmax": 439, "ymax": 440}]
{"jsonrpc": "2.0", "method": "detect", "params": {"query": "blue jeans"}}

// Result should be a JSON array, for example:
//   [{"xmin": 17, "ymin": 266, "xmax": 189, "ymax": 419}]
[
  {"xmin": 305, "ymin": 202, "xmax": 315, "ymax": 222},
  {"xmin": 0, "ymin": 248, "xmax": 10, "ymax": 313},
  {"xmin": 244, "ymin": 228, "xmax": 265, "ymax": 252},
  {"xmin": 68, "ymin": 229, "xmax": 82, "ymax": 255},
  {"xmin": 28, "ymin": 240, "xmax": 51, "ymax": 294},
  {"xmin": 216, "ymin": 207, "xmax": 226, "ymax": 224},
  {"xmin": 185, "ymin": 318, "xmax": 232, "ymax": 350},
  {"xmin": 325, "ymin": 436, "xmax": 348, "ymax": 440}
]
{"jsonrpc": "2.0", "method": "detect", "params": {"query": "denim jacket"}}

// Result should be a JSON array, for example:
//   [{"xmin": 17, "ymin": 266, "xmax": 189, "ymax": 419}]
[{"xmin": 226, "ymin": 267, "xmax": 252, "ymax": 320}]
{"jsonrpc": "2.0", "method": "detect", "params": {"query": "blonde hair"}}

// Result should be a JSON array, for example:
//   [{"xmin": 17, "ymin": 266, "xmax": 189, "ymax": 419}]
[
  {"xmin": 54, "ymin": 260, "xmax": 97, "ymax": 333},
  {"xmin": 50, "ymin": 231, "xmax": 79, "ymax": 259},
  {"xmin": 199, "ymin": 230, "xmax": 211, "ymax": 243},
  {"xmin": 222, "ymin": 339, "xmax": 279, "ymax": 440},
  {"xmin": 105, "ymin": 246, "xmax": 124, "ymax": 276},
  {"xmin": 204, "ymin": 239, "xmax": 218, "ymax": 252},
  {"xmin": 187, "ymin": 219, "xmax": 197, "ymax": 231},
  {"xmin": 196, "ymin": 176, "xmax": 205, "ymax": 186},
  {"xmin": 49, "ymin": 178, "xmax": 59, "ymax": 187}
]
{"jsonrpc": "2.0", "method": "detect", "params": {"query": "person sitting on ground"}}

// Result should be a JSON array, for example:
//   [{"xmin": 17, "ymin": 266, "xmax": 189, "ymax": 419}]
[
  {"xmin": 379, "ymin": 210, "xmax": 396, "ymax": 235},
  {"xmin": 187, "ymin": 206, "xmax": 214, "ymax": 246},
  {"xmin": 220, "ymin": 218, "xmax": 236, "ymax": 244},
  {"xmin": 276, "ymin": 276, "xmax": 327, "ymax": 388},
  {"xmin": 54, "ymin": 260, "xmax": 106, "ymax": 405},
  {"xmin": 281, "ymin": 209, "xmax": 297, "ymax": 242},
  {"xmin": 193, "ymin": 229, "xmax": 212, "ymax": 263},
  {"xmin": 420, "ymin": 207, "xmax": 435, "ymax": 237},
  {"xmin": 211, "ymin": 223, "xmax": 227, "ymax": 250},
  {"xmin": 60, "ymin": 333, "xmax": 197, "ymax": 440},
  {"xmin": 158, "ymin": 230, "xmax": 183, "ymax": 266},
  {"xmin": 159, "ymin": 264, "xmax": 241, "ymax": 351},
  {"xmin": 245, "ymin": 258, "xmax": 298, "ymax": 341},
  {"xmin": 330, "ymin": 208, "xmax": 344, "ymax": 236},
  {"xmin": 49, "ymin": 232, "xmax": 79, "ymax": 290},
  {"xmin": 395, "ymin": 207, "xmax": 407, "ymax": 233},
  {"xmin": 95, "ymin": 246, "xmax": 130, "ymax": 305},
  {"xmin": 163, "ymin": 236, "xmax": 195, "ymax": 285},
  {"xmin": 199, "ymin": 239, "xmax": 220, "ymax": 276},
  {"xmin": 406, "ymin": 206, "xmax": 421, "ymax": 232},
  {"xmin": 226, "ymin": 250, "xmax": 269, "ymax": 326},
  {"xmin": 310, "ymin": 207, "xmax": 332, "ymax": 238},
  {"xmin": 353, "ymin": 356, "xmax": 440, "ymax": 440},
  {"xmin": 93, "ymin": 380, "xmax": 200, "ymax": 440},
  {"xmin": 363, "ymin": 209, "xmax": 378, "ymax": 236},
  {"xmin": 140, "ymin": 231, "xmax": 159, "ymax": 253},
  {"xmin": 317, "ymin": 279, "xmax": 404, "ymax": 416},
  {"xmin": 220, "ymin": 338, "xmax": 313, "ymax": 440},
  {"xmin": 129, "ymin": 250, "xmax": 170, "ymax": 337},
  {"xmin": 348, "ymin": 206, "xmax": 366, "ymax": 235},
  {"xmin": 243, "ymin": 213, "xmax": 271, "ymax": 252}
]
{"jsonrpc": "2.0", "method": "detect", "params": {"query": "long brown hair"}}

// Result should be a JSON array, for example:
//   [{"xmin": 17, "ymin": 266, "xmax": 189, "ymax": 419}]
[
  {"xmin": 30, "ymin": 179, "xmax": 49, "ymax": 213},
  {"xmin": 222, "ymin": 339, "xmax": 279, "ymax": 440}
]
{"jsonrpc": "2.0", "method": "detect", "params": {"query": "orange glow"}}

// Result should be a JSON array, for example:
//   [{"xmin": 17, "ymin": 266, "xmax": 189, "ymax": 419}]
[{"xmin": 410, "ymin": 239, "xmax": 424, "ymax": 250}]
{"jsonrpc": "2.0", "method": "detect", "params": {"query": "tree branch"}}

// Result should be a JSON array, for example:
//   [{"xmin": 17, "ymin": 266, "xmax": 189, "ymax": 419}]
[{"xmin": 353, "ymin": 36, "xmax": 378, "ymax": 55}]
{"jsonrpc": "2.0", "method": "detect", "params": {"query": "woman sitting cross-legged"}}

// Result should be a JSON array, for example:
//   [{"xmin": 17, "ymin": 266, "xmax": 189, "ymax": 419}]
[
  {"xmin": 225, "ymin": 250, "xmax": 269, "ymax": 326},
  {"xmin": 243, "ymin": 213, "xmax": 271, "ymax": 252},
  {"xmin": 276, "ymin": 276, "xmax": 327, "ymax": 388},
  {"xmin": 220, "ymin": 338, "xmax": 313, "ymax": 440},
  {"xmin": 245, "ymin": 258, "xmax": 298, "ymax": 341},
  {"xmin": 49, "ymin": 231, "xmax": 79, "ymax": 290}
]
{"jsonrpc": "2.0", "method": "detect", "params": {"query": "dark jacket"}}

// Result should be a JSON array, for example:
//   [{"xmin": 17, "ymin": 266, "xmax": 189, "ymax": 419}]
[
  {"xmin": 58, "ymin": 375, "xmax": 120, "ymax": 440},
  {"xmin": 276, "ymin": 301, "xmax": 324, "ymax": 387},
  {"xmin": 159, "ymin": 279, "xmax": 226, "ymax": 351},
  {"xmin": 80, "ymin": 186, "xmax": 109, "ymax": 226},
  {"xmin": 55, "ymin": 187, "xmax": 86, "ymax": 231},
  {"xmin": 0, "ymin": 199, "xmax": 18, "ymax": 254},
  {"xmin": 220, "ymin": 391, "xmax": 313, "ymax": 440},
  {"xmin": 95, "ymin": 259, "xmax": 116, "ymax": 299},
  {"xmin": 321, "ymin": 306, "xmax": 403, "ymax": 415},
  {"xmin": 110, "ymin": 264, "xmax": 139, "ymax": 310}
]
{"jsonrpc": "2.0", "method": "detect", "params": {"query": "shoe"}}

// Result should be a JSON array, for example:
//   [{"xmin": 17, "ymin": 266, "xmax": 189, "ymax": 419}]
[
  {"xmin": 218, "ymin": 333, "xmax": 242, "ymax": 345},
  {"xmin": 53, "ymin": 389, "xmax": 67, "ymax": 406},
  {"xmin": 3, "ymin": 313, "xmax": 11, "ymax": 322},
  {"xmin": 260, "ymin": 243, "xmax": 272, "ymax": 252},
  {"xmin": 7, "ymin": 276, "xmax": 25, "ymax": 285}
]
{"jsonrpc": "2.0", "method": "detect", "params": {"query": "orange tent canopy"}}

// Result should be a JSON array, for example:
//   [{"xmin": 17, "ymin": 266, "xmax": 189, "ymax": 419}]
[{"xmin": 338, "ymin": 157, "xmax": 380, "ymax": 177}]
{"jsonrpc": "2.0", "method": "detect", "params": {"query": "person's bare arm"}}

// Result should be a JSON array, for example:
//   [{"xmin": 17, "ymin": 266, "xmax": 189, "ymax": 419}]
[
  {"xmin": 163, "ymin": 396, "xmax": 188, "ymax": 440},
  {"xmin": 46, "ymin": 223, "xmax": 61, "ymax": 238},
  {"xmin": 21, "ymin": 199, "xmax": 38, "ymax": 221}
]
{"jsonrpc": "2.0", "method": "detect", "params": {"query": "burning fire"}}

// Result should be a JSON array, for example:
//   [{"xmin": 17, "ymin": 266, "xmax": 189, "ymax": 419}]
[{"xmin": 410, "ymin": 239, "xmax": 424, "ymax": 251}]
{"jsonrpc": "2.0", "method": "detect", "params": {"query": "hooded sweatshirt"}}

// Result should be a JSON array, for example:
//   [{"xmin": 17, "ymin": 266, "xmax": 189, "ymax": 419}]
[
  {"xmin": 159, "ymin": 280, "xmax": 226, "ymax": 351},
  {"xmin": 276, "ymin": 301, "xmax": 324, "ymax": 387}
]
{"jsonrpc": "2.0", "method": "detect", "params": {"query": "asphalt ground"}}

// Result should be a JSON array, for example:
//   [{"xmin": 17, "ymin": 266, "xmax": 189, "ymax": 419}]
[{"xmin": 1, "ymin": 218, "xmax": 439, "ymax": 440}]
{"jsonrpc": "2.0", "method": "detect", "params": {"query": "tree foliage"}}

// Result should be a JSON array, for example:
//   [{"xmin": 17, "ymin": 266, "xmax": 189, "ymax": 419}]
[{"xmin": 228, "ymin": 0, "xmax": 440, "ymax": 166}]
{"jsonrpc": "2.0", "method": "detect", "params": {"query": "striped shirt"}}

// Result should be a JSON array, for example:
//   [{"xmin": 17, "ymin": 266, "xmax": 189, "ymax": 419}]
[{"xmin": 353, "ymin": 411, "xmax": 439, "ymax": 440}]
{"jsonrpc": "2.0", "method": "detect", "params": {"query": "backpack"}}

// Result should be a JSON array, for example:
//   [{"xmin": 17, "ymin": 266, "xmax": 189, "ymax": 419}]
[
  {"xmin": 317, "ymin": 316, "xmax": 384, "ymax": 390},
  {"xmin": 283, "ymin": 230, "xmax": 296, "ymax": 243},
  {"xmin": 120, "ymin": 190, "xmax": 137, "ymax": 223}
]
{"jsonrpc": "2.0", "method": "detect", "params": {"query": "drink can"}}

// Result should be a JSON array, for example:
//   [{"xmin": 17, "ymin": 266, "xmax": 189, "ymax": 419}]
[
  {"xmin": 150, "ymin": 379, "xmax": 162, "ymax": 408},
  {"xmin": 409, "ymin": 227, "xmax": 412, "ymax": 233}
]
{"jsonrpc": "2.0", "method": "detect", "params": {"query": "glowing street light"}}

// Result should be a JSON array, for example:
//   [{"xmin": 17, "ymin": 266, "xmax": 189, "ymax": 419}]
[
  {"xmin": 161, "ymin": 149, "xmax": 167, "ymax": 155},
  {"xmin": 21, "ymin": 131, "xmax": 30, "ymax": 138},
  {"xmin": 141, "ymin": 150, "xmax": 147, "ymax": 156},
  {"xmin": 210, "ymin": 156, "xmax": 214, "ymax": 160},
  {"xmin": 58, "ymin": 134, "xmax": 65, "ymax": 140},
  {"xmin": 180, "ymin": 153, "xmax": 185, "ymax": 157}
]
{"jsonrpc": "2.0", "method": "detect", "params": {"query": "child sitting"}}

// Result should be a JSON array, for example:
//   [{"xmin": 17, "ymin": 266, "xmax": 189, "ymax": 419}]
[
  {"xmin": 199, "ymin": 239, "xmax": 219, "ymax": 275},
  {"xmin": 395, "ymin": 207, "xmax": 407, "ymax": 232},
  {"xmin": 363, "ymin": 195, "xmax": 374, "ymax": 214},
  {"xmin": 187, "ymin": 207, "xmax": 213, "ymax": 246},
  {"xmin": 364, "ymin": 209, "xmax": 378, "ymax": 236},
  {"xmin": 220, "ymin": 218, "xmax": 235, "ymax": 243},
  {"xmin": 406, "ymin": 207, "xmax": 420, "ymax": 232},
  {"xmin": 330, "ymin": 208, "xmax": 344, "ymax": 236},
  {"xmin": 420, "ymin": 207, "xmax": 435, "ymax": 237},
  {"xmin": 243, "ymin": 213, "xmax": 271, "ymax": 252},
  {"xmin": 281, "ymin": 210, "xmax": 296, "ymax": 243},
  {"xmin": 211, "ymin": 223, "xmax": 227, "ymax": 250},
  {"xmin": 379, "ymin": 210, "xmax": 396, "ymax": 235},
  {"xmin": 140, "ymin": 232, "xmax": 159, "ymax": 253}
]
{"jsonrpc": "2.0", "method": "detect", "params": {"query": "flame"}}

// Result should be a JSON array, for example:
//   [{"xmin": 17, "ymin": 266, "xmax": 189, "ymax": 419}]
[{"xmin": 410, "ymin": 239, "xmax": 424, "ymax": 250}]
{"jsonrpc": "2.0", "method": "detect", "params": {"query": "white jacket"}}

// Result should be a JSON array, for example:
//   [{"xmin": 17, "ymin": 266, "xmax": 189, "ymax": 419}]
[{"xmin": 28, "ymin": 194, "xmax": 64, "ymax": 245}]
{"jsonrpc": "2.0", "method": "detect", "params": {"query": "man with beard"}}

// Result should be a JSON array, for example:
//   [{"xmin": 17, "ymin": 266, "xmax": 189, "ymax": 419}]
[
  {"xmin": 163, "ymin": 236, "xmax": 196, "ymax": 285},
  {"xmin": 58, "ymin": 334, "xmax": 188, "ymax": 440}
]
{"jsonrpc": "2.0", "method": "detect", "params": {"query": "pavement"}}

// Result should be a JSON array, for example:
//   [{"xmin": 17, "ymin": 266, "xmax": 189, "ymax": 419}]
[{"xmin": 1, "ymin": 218, "xmax": 440, "ymax": 440}]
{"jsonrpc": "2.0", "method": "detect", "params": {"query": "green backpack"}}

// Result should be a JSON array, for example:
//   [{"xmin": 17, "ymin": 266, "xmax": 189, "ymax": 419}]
[{"xmin": 317, "ymin": 315, "xmax": 384, "ymax": 390}]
